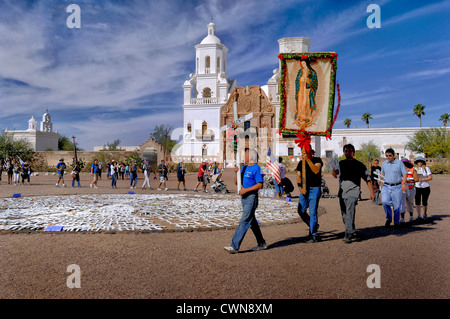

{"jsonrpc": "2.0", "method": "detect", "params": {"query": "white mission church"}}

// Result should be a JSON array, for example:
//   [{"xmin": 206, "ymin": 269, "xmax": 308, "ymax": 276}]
[{"xmin": 173, "ymin": 22, "xmax": 441, "ymax": 165}]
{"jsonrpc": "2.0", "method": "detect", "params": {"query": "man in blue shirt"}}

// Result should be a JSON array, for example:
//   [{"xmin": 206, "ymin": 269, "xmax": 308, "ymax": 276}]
[
  {"xmin": 90, "ymin": 159, "xmax": 99, "ymax": 189},
  {"xmin": 224, "ymin": 148, "xmax": 267, "ymax": 253},
  {"xmin": 380, "ymin": 148, "xmax": 407, "ymax": 227},
  {"xmin": 55, "ymin": 158, "xmax": 67, "ymax": 187}
]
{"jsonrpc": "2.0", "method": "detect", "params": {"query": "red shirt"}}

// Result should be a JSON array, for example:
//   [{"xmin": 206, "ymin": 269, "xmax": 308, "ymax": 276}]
[{"xmin": 198, "ymin": 164, "xmax": 205, "ymax": 177}]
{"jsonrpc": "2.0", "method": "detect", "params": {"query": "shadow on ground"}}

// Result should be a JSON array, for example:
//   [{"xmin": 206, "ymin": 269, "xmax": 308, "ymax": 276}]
[{"xmin": 267, "ymin": 214, "xmax": 449, "ymax": 249}]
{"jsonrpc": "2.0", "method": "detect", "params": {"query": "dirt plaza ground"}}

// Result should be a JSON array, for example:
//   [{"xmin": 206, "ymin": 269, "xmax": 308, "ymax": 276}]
[{"xmin": 0, "ymin": 169, "xmax": 448, "ymax": 300}]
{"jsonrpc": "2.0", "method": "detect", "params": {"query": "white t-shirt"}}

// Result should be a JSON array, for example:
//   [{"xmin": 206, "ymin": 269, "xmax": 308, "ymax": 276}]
[{"xmin": 415, "ymin": 166, "xmax": 432, "ymax": 188}]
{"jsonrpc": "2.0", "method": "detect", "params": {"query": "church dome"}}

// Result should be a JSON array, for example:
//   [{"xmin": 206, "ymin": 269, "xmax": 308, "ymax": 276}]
[{"xmin": 200, "ymin": 22, "xmax": 221, "ymax": 44}]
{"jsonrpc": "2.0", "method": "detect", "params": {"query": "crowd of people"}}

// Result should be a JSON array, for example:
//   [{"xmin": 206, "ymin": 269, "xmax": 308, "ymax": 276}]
[
  {"xmin": 0, "ymin": 159, "xmax": 33, "ymax": 186},
  {"xmin": 0, "ymin": 157, "xmax": 225, "ymax": 192},
  {"xmin": 224, "ymin": 145, "xmax": 434, "ymax": 253}
]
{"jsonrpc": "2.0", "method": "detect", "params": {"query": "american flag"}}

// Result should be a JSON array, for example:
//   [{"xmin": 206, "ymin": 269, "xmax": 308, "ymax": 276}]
[{"xmin": 266, "ymin": 147, "xmax": 281, "ymax": 184}]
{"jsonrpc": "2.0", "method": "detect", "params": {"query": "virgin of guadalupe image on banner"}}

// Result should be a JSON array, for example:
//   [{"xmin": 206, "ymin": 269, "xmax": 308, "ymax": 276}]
[{"xmin": 279, "ymin": 52, "xmax": 339, "ymax": 137}]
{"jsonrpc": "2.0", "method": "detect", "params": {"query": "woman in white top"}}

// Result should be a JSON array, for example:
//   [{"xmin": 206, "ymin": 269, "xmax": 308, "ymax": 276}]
[{"xmin": 414, "ymin": 156, "xmax": 432, "ymax": 220}]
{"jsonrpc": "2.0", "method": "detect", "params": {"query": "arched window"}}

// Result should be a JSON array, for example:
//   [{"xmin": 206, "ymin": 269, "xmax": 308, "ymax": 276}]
[
  {"xmin": 217, "ymin": 57, "xmax": 220, "ymax": 73},
  {"xmin": 187, "ymin": 122, "xmax": 191, "ymax": 132},
  {"xmin": 202, "ymin": 87, "xmax": 211, "ymax": 98},
  {"xmin": 205, "ymin": 56, "xmax": 210, "ymax": 73}
]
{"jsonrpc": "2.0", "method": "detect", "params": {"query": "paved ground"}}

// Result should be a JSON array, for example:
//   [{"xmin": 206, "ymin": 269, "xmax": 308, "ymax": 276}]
[{"xmin": 0, "ymin": 169, "xmax": 448, "ymax": 302}]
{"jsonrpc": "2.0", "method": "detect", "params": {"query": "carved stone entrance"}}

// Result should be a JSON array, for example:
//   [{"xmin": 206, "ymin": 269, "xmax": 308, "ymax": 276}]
[{"xmin": 220, "ymin": 86, "xmax": 275, "ymax": 164}]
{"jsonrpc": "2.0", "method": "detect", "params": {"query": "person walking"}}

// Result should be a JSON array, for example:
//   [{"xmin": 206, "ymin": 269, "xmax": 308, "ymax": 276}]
[
  {"xmin": 71, "ymin": 161, "xmax": 82, "ymax": 188},
  {"xmin": 414, "ymin": 156, "xmax": 432, "ymax": 220},
  {"xmin": 13, "ymin": 161, "xmax": 21, "ymax": 186},
  {"xmin": 332, "ymin": 144, "xmax": 375, "ymax": 243},
  {"xmin": 56, "ymin": 158, "xmax": 67, "ymax": 187},
  {"xmin": 157, "ymin": 159, "xmax": 168, "ymax": 191},
  {"xmin": 380, "ymin": 148, "xmax": 407, "ymax": 227},
  {"xmin": 98, "ymin": 161, "xmax": 103, "ymax": 180},
  {"xmin": 224, "ymin": 148, "xmax": 267, "ymax": 253},
  {"xmin": 400, "ymin": 159, "xmax": 418, "ymax": 223},
  {"xmin": 370, "ymin": 159, "xmax": 382, "ymax": 205},
  {"xmin": 21, "ymin": 161, "xmax": 31, "ymax": 185},
  {"xmin": 274, "ymin": 157, "xmax": 287, "ymax": 198},
  {"xmin": 194, "ymin": 161, "xmax": 207, "ymax": 192},
  {"xmin": 129, "ymin": 162, "xmax": 138, "ymax": 189},
  {"xmin": 110, "ymin": 161, "xmax": 118, "ymax": 188},
  {"xmin": 141, "ymin": 161, "xmax": 152, "ymax": 189},
  {"xmin": 90, "ymin": 159, "xmax": 99, "ymax": 188},
  {"xmin": 7, "ymin": 160, "xmax": 13, "ymax": 184},
  {"xmin": 119, "ymin": 163, "xmax": 125, "ymax": 180},
  {"xmin": 296, "ymin": 148, "xmax": 323, "ymax": 242},
  {"xmin": 176, "ymin": 162, "xmax": 186, "ymax": 191}
]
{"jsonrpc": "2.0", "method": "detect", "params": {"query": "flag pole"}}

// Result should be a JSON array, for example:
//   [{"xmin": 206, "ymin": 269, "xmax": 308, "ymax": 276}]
[
  {"xmin": 233, "ymin": 99, "xmax": 241, "ymax": 194},
  {"xmin": 302, "ymin": 145, "xmax": 306, "ymax": 190}
]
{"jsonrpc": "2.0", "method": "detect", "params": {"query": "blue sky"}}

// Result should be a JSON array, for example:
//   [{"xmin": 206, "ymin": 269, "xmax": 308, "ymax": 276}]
[{"xmin": 0, "ymin": 0, "xmax": 449, "ymax": 150}]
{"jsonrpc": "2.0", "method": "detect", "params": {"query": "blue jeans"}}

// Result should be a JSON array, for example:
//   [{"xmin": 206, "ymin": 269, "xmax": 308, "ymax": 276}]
[
  {"xmin": 274, "ymin": 180, "xmax": 283, "ymax": 196},
  {"xmin": 231, "ymin": 194, "xmax": 265, "ymax": 250},
  {"xmin": 298, "ymin": 186, "xmax": 321, "ymax": 236},
  {"xmin": 111, "ymin": 173, "xmax": 117, "ymax": 187},
  {"xmin": 381, "ymin": 184, "xmax": 402, "ymax": 224},
  {"xmin": 130, "ymin": 173, "xmax": 137, "ymax": 187}
]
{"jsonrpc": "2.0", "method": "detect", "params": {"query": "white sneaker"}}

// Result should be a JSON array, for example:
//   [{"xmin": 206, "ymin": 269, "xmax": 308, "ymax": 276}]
[
  {"xmin": 252, "ymin": 243, "xmax": 268, "ymax": 251},
  {"xmin": 164, "ymin": 188, "xmax": 168, "ymax": 191},
  {"xmin": 224, "ymin": 245, "xmax": 238, "ymax": 254},
  {"xmin": 63, "ymin": 184, "xmax": 66, "ymax": 187},
  {"xmin": 157, "ymin": 188, "xmax": 162, "ymax": 190},
  {"xmin": 90, "ymin": 184, "xmax": 93, "ymax": 188},
  {"xmin": 55, "ymin": 183, "xmax": 59, "ymax": 187}
]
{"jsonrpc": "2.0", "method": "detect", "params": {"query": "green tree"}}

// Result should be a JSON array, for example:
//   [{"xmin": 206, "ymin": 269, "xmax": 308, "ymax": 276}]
[
  {"xmin": 413, "ymin": 104, "xmax": 426, "ymax": 127},
  {"xmin": 439, "ymin": 113, "xmax": 449, "ymax": 127},
  {"xmin": 150, "ymin": 124, "xmax": 176, "ymax": 158},
  {"xmin": 0, "ymin": 132, "xmax": 35, "ymax": 163},
  {"xmin": 103, "ymin": 139, "xmax": 121, "ymax": 151},
  {"xmin": 58, "ymin": 135, "xmax": 83, "ymax": 151},
  {"xmin": 355, "ymin": 140, "xmax": 381, "ymax": 163},
  {"xmin": 406, "ymin": 127, "xmax": 450, "ymax": 158},
  {"xmin": 361, "ymin": 113, "xmax": 373, "ymax": 128},
  {"xmin": 343, "ymin": 118, "xmax": 352, "ymax": 128},
  {"xmin": 125, "ymin": 152, "xmax": 143, "ymax": 168}
]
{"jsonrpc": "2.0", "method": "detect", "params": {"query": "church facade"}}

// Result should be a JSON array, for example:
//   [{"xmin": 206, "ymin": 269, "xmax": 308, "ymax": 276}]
[
  {"xmin": 4, "ymin": 110, "xmax": 59, "ymax": 151},
  {"xmin": 174, "ymin": 22, "xmax": 300, "ymax": 165}
]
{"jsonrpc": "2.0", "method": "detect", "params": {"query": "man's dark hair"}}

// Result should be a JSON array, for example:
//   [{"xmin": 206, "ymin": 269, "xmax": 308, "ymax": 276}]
[
  {"xmin": 343, "ymin": 144, "xmax": 355, "ymax": 153},
  {"xmin": 385, "ymin": 148, "xmax": 395, "ymax": 155}
]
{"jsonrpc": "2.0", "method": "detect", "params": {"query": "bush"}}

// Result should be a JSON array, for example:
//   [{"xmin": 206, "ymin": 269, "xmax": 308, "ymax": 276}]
[{"xmin": 429, "ymin": 163, "xmax": 450, "ymax": 174}]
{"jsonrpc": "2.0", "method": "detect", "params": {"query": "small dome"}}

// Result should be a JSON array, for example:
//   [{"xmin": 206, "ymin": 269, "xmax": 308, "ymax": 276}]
[
  {"xmin": 200, "ymin": 22, "xmax": 221, "ymax": 44},
  {"xmin": 28, "ymin": 116, "xmax": 36, "ymax": 123}
]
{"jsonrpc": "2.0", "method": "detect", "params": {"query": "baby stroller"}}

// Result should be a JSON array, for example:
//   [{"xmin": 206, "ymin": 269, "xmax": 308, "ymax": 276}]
[
  {"xmin": 321, "ymin": 177, "xmax": 331, "ymax": 198},
  {"xmin": 210, "ymin": 171, "xmax": 229, "ymax": 194}
]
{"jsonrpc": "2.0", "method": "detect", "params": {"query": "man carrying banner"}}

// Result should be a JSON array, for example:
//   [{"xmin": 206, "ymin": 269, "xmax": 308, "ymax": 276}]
[{"xmin": 296, "ymin": 148, "xmax": 323, "ymax": 242}]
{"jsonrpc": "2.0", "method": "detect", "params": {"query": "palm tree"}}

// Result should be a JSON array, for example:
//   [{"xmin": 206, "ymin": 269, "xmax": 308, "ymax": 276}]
[
  {"xmin": 361, "ymin": 113, "xmax": 373, "ymax": 128},
  {"xmin": 413, "ymin": 104, "xmax": 425, "ymax": 127},
  {"xmin": 343, "ymin": 118, "xmax": 352, "ymax": 128},
  {"xmin": 439, "ymin": 113, "xmax": 449, "ymax": 127}
]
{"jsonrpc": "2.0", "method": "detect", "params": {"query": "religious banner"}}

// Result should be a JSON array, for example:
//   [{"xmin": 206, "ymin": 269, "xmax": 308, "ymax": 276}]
[{"xmin": 278, "ymin": 52, "xmax": 339, "ymax": 137}]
